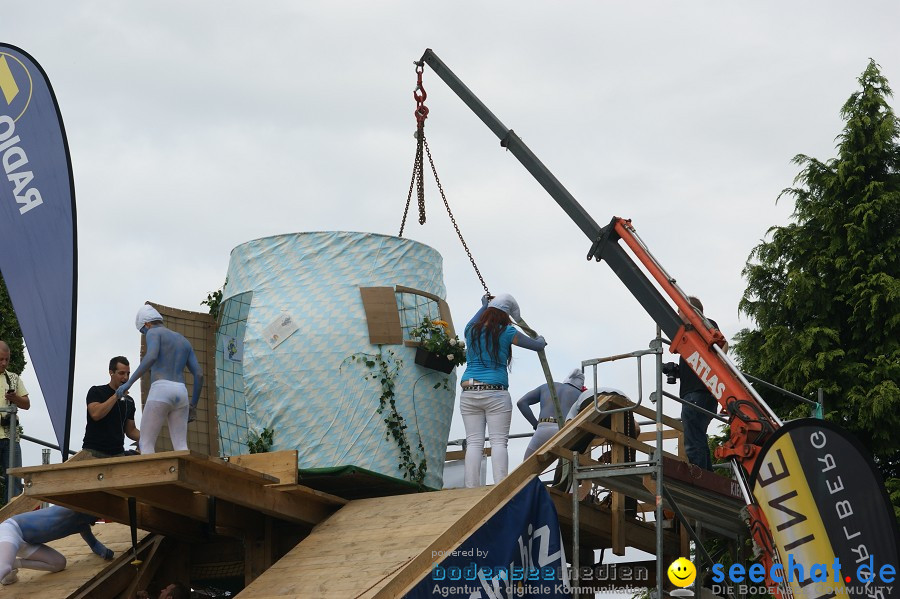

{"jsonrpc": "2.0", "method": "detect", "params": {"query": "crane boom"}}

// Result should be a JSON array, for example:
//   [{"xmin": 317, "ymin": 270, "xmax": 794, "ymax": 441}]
[
  {"xmin": 417, "ymin": 47, "xmax": 789, "ymax": 593},
  {"xmin": 419, "ymin": 48, "xmax": 781, "ymax": 466}
]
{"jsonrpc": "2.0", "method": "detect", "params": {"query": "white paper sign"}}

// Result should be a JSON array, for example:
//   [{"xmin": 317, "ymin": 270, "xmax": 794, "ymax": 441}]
[{"xmin": 263, "ymin": 312, "xmax": 299, "ymax": 349}]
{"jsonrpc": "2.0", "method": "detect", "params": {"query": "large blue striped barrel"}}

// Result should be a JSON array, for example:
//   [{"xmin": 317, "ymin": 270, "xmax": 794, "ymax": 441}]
[{"xmin": 215, "ymin": 231, "xmax": 456, "ymax": 490}]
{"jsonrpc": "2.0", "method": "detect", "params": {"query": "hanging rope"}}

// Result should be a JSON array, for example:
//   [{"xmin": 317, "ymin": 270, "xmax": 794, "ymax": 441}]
[{"xmin": 399, "ymin": 62, "xmax": 490, "ymax": 296}]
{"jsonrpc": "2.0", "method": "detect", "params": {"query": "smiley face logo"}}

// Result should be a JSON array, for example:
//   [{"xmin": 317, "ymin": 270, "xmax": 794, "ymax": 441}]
[{"xmin": 667, "ymin": 557, "xmax": 696, "ymax": 587}]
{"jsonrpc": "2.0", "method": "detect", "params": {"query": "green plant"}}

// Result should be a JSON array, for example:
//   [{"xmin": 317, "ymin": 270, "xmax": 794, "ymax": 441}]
[
  {"xmin": 247, "ymin": 426, "xmax": 274, "ymax": 454},
  {"xmin": 409, "ymin": 318, "xmax": 466, "ymax": 368},
  {"xmin": 343, "ymin": 348, "xmax": 427, "ymax": 486},
  {"xmin": 201, "ymin": 278, "xmax": 228, "ymax": 320}
]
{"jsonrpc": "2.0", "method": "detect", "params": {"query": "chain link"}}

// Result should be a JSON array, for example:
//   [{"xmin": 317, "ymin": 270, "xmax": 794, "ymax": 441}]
[
  {"xmin": 399, "ymin": 125, "xmax": 425, "ymax": 236},
  {"xmin": 399, "ymin": 62, "xmax": 490, "ymax": 295}
]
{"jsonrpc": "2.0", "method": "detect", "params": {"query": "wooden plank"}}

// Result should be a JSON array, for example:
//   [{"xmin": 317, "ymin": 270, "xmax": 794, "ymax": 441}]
[
  {"xmin": 637, "ymin": 430, "xmax": 681, "ymax": 442},
  {"xmin": 268, "ymin": 483, "xmax": 347, "ymax": 506},
  {"xmin": 176, "ymin": 459, "xmax": 335, "ymax": 526},
  {"xmin": 228, "ymin": 451, "xmax": 298, "ymax": 484},
  {"xmin": 445, "ymin": 447, "xmax": 491, "ymax": 461},
  {"xmin": 359, "ymin": 286, "xmax": 403, "ymax": 344},
  {"xmin": 14, "ymin": 454, "xmax": 187, "ymax": 495},
  {"xmin": 578, "ymin": 421, "xmax": 683, "ymax": 461},
  {"xmin": 632, "ymin": 402, "xmax": 683, "ymax": 430}
]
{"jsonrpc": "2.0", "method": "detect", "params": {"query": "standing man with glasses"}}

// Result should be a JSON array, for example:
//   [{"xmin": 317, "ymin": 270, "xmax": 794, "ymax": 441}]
[{"xmin": 0, "ymin": 340, "xmax": 29, "ymax": 502}]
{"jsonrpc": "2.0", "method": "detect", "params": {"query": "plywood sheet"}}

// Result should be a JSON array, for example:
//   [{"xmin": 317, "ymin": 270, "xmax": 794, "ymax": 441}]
[{"xmin": 236, "ymin": 487, "xmax": 491, "ymax": 598}]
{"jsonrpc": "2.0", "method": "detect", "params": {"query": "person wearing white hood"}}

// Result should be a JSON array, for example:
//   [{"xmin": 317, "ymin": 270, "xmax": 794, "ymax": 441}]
[
  {"xmin": 459, "ymin": 293, "xmax": 547, "ymax": 488},
  {"xmin": 116, "ymin": 305, "xmax": 203, "ymax": 454},
  {"xmin": 517, "ymin": 368, "xmax": 585, "ymax": 460}
]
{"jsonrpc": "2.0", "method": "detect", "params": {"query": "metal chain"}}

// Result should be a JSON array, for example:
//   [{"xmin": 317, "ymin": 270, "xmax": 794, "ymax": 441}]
[
  {"xmin": 400, "ymin": 62, "xmax": 490, "ymax": 296},
  {"xmin": 399, "ymin": 125, "xmax": 425, "ymax": 236},
  {"xmin": 423, "ymin": 137, "xmax": 490, "ymax": 296}
]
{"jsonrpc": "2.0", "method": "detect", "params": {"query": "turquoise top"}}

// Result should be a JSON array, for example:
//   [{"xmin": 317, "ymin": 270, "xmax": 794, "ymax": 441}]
[{"xmin": 461, "ymin": 324, "xmax": 517, "ymax": 387}]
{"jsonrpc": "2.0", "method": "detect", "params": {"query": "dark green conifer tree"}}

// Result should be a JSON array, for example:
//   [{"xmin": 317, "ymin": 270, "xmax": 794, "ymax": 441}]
[{"xmin": 734, "ymin": 60, "xmax": 900, "ymax": 518}]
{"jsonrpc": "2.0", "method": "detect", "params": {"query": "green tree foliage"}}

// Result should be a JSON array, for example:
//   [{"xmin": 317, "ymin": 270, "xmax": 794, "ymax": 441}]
[
  {"xmin": 734, "ymin": 60, "xmax": 900, "ymax": 516},
  {"xmin": 0, "ymin": 272, "xmax": 26, "ymax": 373}
]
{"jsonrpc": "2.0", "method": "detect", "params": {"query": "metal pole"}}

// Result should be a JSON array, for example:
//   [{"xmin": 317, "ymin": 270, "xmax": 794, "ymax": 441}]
[
  {"xmin": 516, "ymin": 317, "xmax": 564, "ymax": 423},
  {"xmin": 571, "ymin": 450, "xmax": 580, "ymax": 587},
  {"xmin": 817, "ymin": 388, "xmax": 825, "ymax": 419},
  {"xmin": 654, "ymin": 326, "xmax": 664, "ymax": 599},
  {"xmin": 6, "ymin": 407, "xmax": 16, "ymax": 503}
]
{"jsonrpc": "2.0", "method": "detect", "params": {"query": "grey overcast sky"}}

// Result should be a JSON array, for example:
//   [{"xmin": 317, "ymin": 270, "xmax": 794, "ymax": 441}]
[{"xmin": 1, "ymin": 2, "xmax": 898, "ymax": 477}]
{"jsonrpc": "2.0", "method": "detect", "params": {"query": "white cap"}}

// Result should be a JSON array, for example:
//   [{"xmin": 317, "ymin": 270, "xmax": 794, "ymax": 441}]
[
  {"xmin": 488, "ymin": 293, "xmax": 520, "ymax": 321},
  {"xmin": 563, "ymin": 368, "xmax": 584, "ymax": 388},
  {"xmin": 135, "ymin": 305, "xmax": 163, "ymax": 331}
]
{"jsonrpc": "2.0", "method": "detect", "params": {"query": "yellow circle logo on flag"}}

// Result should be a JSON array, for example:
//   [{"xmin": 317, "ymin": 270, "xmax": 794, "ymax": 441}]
[{"xmin": 667, "ymin": 557, "xmax": 697, "ymax": 587}]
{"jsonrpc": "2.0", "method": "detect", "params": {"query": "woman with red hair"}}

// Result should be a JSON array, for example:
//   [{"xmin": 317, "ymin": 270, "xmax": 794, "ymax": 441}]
[{"xmin": 459, "ymin": 293, "xmax": 547, "ymax": 487}]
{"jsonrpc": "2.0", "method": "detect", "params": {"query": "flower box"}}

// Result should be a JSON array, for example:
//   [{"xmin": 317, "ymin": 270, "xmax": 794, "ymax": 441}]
[{"xmin": 414, "ymin": 347, "xmax": 455, "ymax": 374}]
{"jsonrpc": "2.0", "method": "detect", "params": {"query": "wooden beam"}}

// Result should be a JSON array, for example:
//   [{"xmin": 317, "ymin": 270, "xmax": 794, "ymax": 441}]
[
  {"xmin": 631, "ymin": 403, "xmax": 683, "ymax": 430},
  {"xmin": 243, "ymin": 512, "xmax": 271, "ymax": 586},
  {"xmin": 70, "ymin": 534, "xmax": 163, "ymax": 599},
  {"xmin": 16, "ymin": 455, "xmax": 185, "ymax": 495},
  {"xmin": 445, "ymin": 448, "xmax": 491, "ymax": 461},
  {"xmin": 268, "ymin": 483, "xmax": 348, "ymax": 506},
  {"xmin": 38, "ymin": 491, "xmax": 211, "ymax": 541},
  {"xmin": 228, "ymin": 450, "xmax": 299, "ymax": 484},
  {"xmin": 175, "ymin": 459, "xmax": 335, "ymax": 526},
  {"xmin": 101, "ymin": 485, "xmax": 267, "ymax": 533},
  {"xmin": 578, "ymin": 421, "xmax": 682, "ymax": 461},
  {"xmin": 637, "ymin": 430, "xmax": 681, "ymax": 442}
]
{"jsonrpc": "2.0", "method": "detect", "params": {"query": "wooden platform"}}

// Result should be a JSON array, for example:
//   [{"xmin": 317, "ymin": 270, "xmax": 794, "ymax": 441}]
[
  {"xmin": 2, "ymin": 394, "xmax": 749, "ymax": 597},
  {"xmin": 12, "ymin": 451, "xmax": 344, "ymax": 540}
]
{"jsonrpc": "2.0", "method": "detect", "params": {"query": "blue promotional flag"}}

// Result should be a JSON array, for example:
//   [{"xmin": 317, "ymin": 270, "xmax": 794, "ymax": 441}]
[
  {"xmin": 406, "ymin": 478, "xmax": 571, "ymax": 598},
  {"xmin": 0, "ymin": 44, "xmax": 77, "ymax": 458}
]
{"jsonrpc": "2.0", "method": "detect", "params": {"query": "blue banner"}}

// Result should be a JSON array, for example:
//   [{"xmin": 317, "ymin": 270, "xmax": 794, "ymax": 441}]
[
  {"xmin": 406, "ymin": 478, "xmax": 570, "ymax": 598},
  {"xmin": 0, "ymin": 44, "xmax": 77, "ymax": 457}
]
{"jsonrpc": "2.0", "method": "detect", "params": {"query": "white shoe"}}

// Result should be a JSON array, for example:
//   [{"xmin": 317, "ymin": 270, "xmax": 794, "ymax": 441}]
[{"xmin": 1, "ymin": 568, "xmax": 18, "ymax": 585}]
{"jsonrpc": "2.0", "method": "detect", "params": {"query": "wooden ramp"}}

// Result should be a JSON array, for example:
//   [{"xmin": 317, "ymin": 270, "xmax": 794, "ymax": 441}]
[{"xmin": 236, "ymin": 486, "xmax": 493, "ymax": 598}]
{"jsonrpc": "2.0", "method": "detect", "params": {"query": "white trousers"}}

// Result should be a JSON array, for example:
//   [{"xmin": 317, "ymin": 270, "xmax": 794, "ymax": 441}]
[
  {"xmin": 523, "ymin": 421, "xmax": 559, "ymax": 460},
  {"xmin": 459, "ymin": 389, "xmax": 512, "ymax": 488},
  {"xmin": 140, "ymin": 380, "xmax": 189, "ymax": 454}
]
